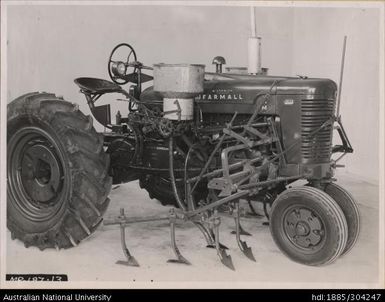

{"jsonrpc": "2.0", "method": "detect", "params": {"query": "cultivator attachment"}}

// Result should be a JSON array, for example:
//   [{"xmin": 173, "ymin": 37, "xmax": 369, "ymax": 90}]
[
  {"xmin": 210, "ymin": 212, "xmax": 235, "ymax": 270},
  {"xmin": 231, "ymin": 226, "xmax": 252, "ymax": 237},
  {"xmin": 104, "ymin": 196, "xmax": 261, "ymax": 270},
  {"xmin": 103, "ymin": 106, "xmax": 319, "ymax": 270},
  {"xmin": 233, "ymin": 203, "xmax": 256, "ymax": 262},
  {"xmin": 115, "ymin": 209, "xmax": 140, "ymax": 267},
  {"xmin": 230, "ymin": 204, "xmax": 253, "ymax": 236},
  {"xmin": 167, "ymin": 209, "xmax": 191, "ymax": 265}
]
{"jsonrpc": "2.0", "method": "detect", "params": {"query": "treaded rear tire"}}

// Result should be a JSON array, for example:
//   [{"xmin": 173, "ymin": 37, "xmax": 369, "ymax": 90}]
[
  {"xmin": 269, "ymin": 186, "xmax": 348, "ymax": 266},
  {"xmin": 7, "ymin": 92, "xmax": 112, "ymax": 250}
]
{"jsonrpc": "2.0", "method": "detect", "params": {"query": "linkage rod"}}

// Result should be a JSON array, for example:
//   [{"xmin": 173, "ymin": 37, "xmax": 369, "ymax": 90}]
[
  {"xmin": 190, "ymin": 112, "xmax": 238, "ymax": 193},
  {"xmin": 104, "ymin": 216, "xmax": 169, "ymax": 226},
  {"xmin": 186, "ymin": 191, "xmax": 249, "ymax": 218}
]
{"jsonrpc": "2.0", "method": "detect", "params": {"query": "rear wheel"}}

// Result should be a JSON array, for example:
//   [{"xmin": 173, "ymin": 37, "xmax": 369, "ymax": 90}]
[
  {"xmin": 7, "ymin": 92, "xmax": 112, "ymax": 250},
  {"xmin": 269, "ymin": 186, "xmax": 348, "ymax": 266},
  {"xmin": 324, "ymin": 183, "xmax": 360, "ymax": 256}
]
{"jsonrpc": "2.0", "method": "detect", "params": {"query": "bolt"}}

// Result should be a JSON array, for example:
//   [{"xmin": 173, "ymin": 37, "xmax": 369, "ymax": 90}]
[{"xmin": 313, "ymin": 229, "xmax": 321, "ymax": 236}]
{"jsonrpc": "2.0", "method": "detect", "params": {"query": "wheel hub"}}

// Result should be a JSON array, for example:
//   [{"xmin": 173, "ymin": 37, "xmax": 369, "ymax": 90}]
[
  {"xmin": 8, "ymin": 127, "xmax": 67, "ymax": 220},
  {"xmin": 284, "ymin": 207, "xmax": 324, "ymax": 249},
  {"xmin": 295, "ymin": 221, "xmax": 310, "ymax": 236},
  {"xmin": 20, "ymin": 142, "xmax": 63, "ymax": 204}
]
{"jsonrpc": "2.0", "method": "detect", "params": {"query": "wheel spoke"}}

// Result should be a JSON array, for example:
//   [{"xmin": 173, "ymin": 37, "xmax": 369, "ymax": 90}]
[
  {"xmin": 285, "ymin": 211, "xmax": 298, "ymax": 225},
  {"xmin": 296, "ymin": 235, "xmax": 311, "ymax": 247},
  {"xmin": 126, "ymin": 50, "xmax": 133, "ymax": 64},
  {"xmin": 307, "ymin": 214, "xmax": 322, "ymax": 230},
  {"xmin": 308, "ymin": 229, "xmax": 322, "ymax": 245}
]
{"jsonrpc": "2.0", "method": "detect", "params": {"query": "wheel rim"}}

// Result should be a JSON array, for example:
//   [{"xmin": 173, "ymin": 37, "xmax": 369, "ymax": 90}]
[
  {"xmin": 282, "ymin": 205, "xmax": 326, "ymax": 253},
  {"xmin": 8, "ymin": 127, "xmax": 68, "ymax": 222}
]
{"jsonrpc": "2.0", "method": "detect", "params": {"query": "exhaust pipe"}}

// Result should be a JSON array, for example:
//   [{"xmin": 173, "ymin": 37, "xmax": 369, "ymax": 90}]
[{"xmin": 248, "ymin": 7, "xmax": 262, "ymax": 75}]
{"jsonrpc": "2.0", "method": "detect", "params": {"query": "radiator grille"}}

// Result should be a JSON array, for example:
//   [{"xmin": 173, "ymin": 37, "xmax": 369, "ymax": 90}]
[{"xmin": 301, "ymin": 99, "xmax": 335, "ymax": 163}]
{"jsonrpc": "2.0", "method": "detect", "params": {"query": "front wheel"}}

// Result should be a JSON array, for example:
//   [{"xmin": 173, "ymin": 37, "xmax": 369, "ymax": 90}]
[
  {"xmin": 269, "ymin": 186, "xmax": 348, "ymax": 266},
  {"xmin": 324, "ymin": 183, "xmax": 360, "ymax": 256},
  {"xmin": 7, "ymin": 92, "xmax": 112, "ymax": 250}
]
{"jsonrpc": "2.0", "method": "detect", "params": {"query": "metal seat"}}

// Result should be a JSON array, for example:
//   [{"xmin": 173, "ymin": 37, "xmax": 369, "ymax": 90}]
[{"xmin": 74, "ymin": 77, "xmax": 123, "ymax": 94}]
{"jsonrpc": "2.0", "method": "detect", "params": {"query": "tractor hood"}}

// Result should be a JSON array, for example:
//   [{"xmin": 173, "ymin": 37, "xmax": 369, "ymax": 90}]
[
  {"xmin": 200, "ymin": 73, "xmax": 337, "ymax": 100},
  {"xmin": 141, "ymin": 72, "xmax": 337, "ymax": 102}
]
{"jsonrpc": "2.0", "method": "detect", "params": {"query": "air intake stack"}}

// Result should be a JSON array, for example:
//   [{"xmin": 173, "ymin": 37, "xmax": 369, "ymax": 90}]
[
  {"xmin": 153, "ymin": 64, "xmax": 205, "ymax": 120},
  {"xmin": 248, "ymin": 7, "xmax": 262, "ymax": 75}
]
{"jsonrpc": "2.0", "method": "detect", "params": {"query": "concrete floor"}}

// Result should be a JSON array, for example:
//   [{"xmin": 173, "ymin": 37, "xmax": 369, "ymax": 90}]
[{"xmin": 5, "ymin": 171, "xmax": 381, "ymax": 288}]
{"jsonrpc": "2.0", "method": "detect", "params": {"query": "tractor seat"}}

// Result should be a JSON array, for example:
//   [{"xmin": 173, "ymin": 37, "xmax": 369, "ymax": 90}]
[{"xmin": 74, "ymin": 77, "xmax": 123, "ymax": 94}]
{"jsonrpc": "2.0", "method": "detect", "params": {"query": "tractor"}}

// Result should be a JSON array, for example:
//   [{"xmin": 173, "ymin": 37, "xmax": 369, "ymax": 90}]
[{"xmin": 7, "ymin": 39, "xmax": 359, "ymax": 269}]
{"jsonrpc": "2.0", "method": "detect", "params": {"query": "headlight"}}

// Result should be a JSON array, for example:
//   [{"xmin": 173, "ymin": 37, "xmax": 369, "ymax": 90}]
[{"xmin": 112, "ymin": 61, "xmax": 127, "ymax": 77}]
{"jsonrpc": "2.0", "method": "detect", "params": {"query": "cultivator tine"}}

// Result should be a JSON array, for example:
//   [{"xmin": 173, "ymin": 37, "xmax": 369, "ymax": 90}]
[
  {"xmin": 212, "ymin": 214, "xmax": 235, "ymax": 271},
  {"xmin": 231, "ymin": 224, "xmax": 252, "ymax": 236},
  {"xmin": 233, "ymin": 203, "xmax": 256, "ymax": 262},
  {"xmin": 207, "ymin": 227, "xmax": 229, "ymax": 250},
  {"xmin": 116, "ymin": 223, "xmax": 139, "ymax": 267},
  {"xmin": 236, "ymin": 236, "xmax": 256, "ymax": 262},
  {"xmin": 247, "ymin": 200, "xmax": 264, "ymax": 218},
  {"xmin": 167, "ymin": 209, "xmax": 191, "ymax": 265},
  {"xmin": 207, "ymin": 241, "xmax": 229, "ymax": 250},
  {"xmin": 193, "ymin": 221, "xmax": 216, "ymax": 248},
  {"xmin": 195, "ymin": 222, "xmax": 229, "ymax": 250}
]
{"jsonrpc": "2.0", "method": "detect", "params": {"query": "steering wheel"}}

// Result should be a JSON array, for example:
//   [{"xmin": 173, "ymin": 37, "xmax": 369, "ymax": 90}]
[{"xmin": 108, "ymin": 43, "xmax": 137, "ymax": 85}]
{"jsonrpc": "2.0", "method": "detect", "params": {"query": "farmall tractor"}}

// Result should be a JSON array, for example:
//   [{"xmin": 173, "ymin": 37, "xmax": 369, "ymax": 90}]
[{"xmin": 7, "ymin": 22, "xmax": 359, "ymax": 269}]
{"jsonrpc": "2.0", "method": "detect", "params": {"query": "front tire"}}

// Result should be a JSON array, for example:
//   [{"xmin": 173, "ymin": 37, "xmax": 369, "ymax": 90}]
[
  {"xmin": 7, "ymin": 92, "xmax": 112, "ymax": 250},
  {"xmin": 269, "ymin": 186, "xmax": 348, "ymax": 266},
  {"xmin": 324, "ymin": 183, "xmax": 360, "ymax": 256}
]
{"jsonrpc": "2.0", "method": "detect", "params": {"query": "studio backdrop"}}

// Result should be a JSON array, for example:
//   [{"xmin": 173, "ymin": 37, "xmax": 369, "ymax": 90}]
[{"xmin": 6, "ymin": 4, "xmax": 380, "ymax": 183}]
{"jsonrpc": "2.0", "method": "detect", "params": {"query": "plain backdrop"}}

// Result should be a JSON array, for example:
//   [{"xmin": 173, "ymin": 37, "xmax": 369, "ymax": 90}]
[{"xmin": 6, "ymin": 4, "xmax": 381, "ymax": 183}]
